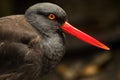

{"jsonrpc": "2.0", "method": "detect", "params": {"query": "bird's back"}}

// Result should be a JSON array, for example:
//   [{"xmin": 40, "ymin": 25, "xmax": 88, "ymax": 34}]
[{"xmin": 0, "ymin": 15, "xmax": 43, "ymax": 80}]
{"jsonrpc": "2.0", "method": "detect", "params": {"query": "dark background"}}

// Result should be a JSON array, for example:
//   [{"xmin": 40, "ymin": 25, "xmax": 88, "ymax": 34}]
[{"xmin": 0, "ymin": 0, "xmax": 120, "ymax": 80}]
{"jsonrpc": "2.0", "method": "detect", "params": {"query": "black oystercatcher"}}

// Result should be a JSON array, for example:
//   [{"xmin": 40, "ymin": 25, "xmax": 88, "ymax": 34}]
[{"xmin": 0, "ymin": 2, "xmax": 110, "ymax": 80}]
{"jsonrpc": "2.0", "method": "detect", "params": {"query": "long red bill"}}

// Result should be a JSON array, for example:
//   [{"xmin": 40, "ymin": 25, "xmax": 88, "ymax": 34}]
[{"xmin": 60, "ymin": 22, "xmax": 110, "ymax": 50}]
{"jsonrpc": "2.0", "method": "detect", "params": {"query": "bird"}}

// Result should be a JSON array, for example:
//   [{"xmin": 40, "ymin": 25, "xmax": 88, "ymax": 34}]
[{"xmin": 0, "ymin": 2, "xmax": 110, "ymax": 80}]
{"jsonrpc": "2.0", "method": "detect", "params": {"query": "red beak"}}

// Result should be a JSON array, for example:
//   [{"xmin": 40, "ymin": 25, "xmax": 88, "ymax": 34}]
[{"xmin": 60, "ymin": 22, "xmax": 110, "ymax": 50}]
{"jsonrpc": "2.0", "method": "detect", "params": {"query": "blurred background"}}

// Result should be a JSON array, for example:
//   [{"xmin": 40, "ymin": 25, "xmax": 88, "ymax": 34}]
[{"xmin": 0, "ymin": 0, "xmax": 120, "ymax": 80}]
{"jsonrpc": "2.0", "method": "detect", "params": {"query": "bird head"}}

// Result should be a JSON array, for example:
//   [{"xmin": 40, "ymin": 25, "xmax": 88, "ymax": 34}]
[{"xmin": 25, "ymin": 3, "xmax": 67, "ymax": 33}]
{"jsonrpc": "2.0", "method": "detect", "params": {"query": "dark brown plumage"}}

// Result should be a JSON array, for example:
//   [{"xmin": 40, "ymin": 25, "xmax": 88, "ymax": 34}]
[{"xmin": 0, "ymin": 15, "xmax": 43, "ymax": 80}]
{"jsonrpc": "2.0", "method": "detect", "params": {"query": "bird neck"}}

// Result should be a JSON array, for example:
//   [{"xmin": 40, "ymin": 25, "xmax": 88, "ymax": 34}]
[{"xmin": 39, "ymin": 30, "xmax": 65, "ymax": 74}]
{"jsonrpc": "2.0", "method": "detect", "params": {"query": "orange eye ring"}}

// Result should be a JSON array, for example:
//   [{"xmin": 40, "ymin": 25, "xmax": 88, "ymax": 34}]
[{"xmin": 48, "ymin": 14, "xmax": 56, "ymax": 20}]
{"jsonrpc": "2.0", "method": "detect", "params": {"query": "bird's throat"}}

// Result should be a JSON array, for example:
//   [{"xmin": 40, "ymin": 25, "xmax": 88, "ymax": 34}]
[{"xmin": 41, "ymin": 32, "xmax": 65, "ymax": 74}]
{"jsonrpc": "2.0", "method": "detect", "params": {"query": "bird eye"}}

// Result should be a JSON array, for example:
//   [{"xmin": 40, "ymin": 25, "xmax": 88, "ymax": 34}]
[{"xmin": 48, "ymin": 14, "xmax": 56, "ymax": 20}]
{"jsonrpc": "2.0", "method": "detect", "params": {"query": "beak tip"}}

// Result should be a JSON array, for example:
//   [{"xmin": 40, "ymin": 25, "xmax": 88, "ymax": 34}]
[
  {"xmin": 102, "ymin": 46, "xmax": 110, "ymax": 51},
  {"xmin": 106, "ymin": 47, "xmax": 110, "ymax": 51}
]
